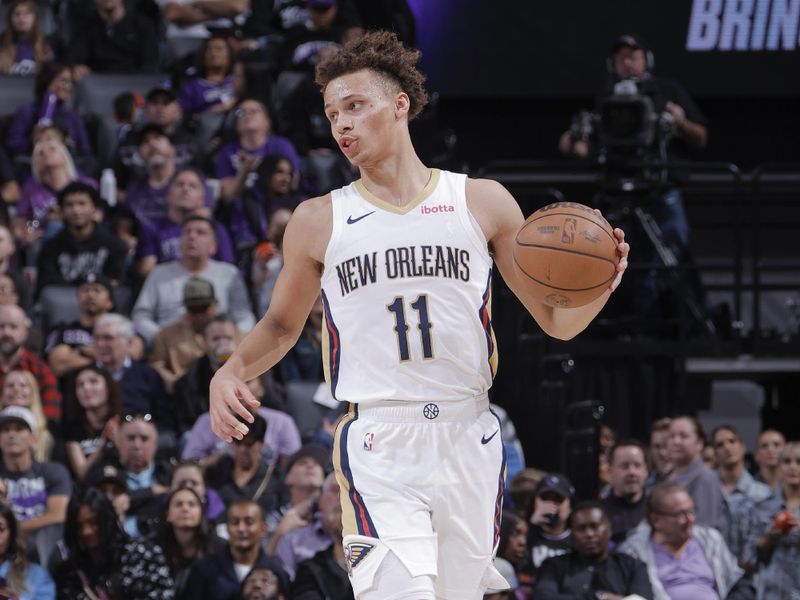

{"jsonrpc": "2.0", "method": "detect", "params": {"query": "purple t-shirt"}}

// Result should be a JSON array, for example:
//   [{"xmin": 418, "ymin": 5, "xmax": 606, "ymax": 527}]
[
  {"xmin": 136, "ymin": 216, "xmax": 235, "ymax": 264},
  {"xmin": 124, "ymin": 177, "xmax": 171, "ymax": 227},
  {"xmin": 182, "ymin": 408, "xmax": 301, "ymax": 465},
  {"xmin": 11, "ymin": 41, "xmax": 36, "ymax": 76},
  {"xmin": 0, "ymin": 461, "xmax": 72, "ymax": 522},
  {"xmin": 651, "ymin": 537, "xmax": 719, "ymax": 600},
  {"xmin": 178, "ymin": 75, "xmax": 235, "ymax": 116},
  {"xmin": 213, "ymin": 137, "xmax": 301, "ymax": 180},
  {"xmin": 18, "ymin": 175, "xmax": 97, "ymax": 225},
  {"xmin": 6, "ymin": 102, "xmax": 91, "ymax": 157}
]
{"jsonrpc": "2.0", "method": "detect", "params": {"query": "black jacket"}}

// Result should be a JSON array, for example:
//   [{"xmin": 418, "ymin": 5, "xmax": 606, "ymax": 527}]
[
  {"xmin": 181, "ymin": 546, "xmax": 288, "ymax": 600},
  {"xmin": 534, "ymin": 551, "xmax": 653, "ymax": 600},
  {"xmin": 292, "ymin": 545, "xmax": 354, "ymax": 600}
]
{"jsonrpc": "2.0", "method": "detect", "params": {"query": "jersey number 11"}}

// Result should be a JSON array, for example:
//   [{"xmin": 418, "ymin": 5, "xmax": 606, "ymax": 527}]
[{"xmin": 387, "ymin": 295, "xmax": 434, "ymax": 361}]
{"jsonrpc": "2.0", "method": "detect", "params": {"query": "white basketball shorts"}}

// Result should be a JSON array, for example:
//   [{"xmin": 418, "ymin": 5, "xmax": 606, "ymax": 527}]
[{"xmin": 332, "ymin": 394, "xmax": 510, "ymax": 598}]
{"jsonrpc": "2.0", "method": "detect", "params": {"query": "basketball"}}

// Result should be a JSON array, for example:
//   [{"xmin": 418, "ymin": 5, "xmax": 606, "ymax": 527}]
[{"xmin": 513, "ymin": 202, "xmax": 619, "ymax": 308}]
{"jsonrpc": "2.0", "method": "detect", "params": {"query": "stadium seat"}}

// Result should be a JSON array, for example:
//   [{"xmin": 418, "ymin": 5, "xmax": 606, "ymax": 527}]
[
  {"xmin": 0, "ymin": 76, "xmax": 34, "ymax": 117},
  {"xmin": 72, "ymin": 74, "xmax": 168, "ymax": 117}
]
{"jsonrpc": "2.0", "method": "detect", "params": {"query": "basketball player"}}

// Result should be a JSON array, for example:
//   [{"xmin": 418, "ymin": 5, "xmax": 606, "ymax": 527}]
[{"xmin": 210, "ymin": 32, "xmax": 629, "ymax": 599}]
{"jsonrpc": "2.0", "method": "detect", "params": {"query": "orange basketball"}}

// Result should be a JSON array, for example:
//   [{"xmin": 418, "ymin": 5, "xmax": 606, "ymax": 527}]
[{"xmin": 513, "ymin": 202, "xmax": 619, "ymax": 308}]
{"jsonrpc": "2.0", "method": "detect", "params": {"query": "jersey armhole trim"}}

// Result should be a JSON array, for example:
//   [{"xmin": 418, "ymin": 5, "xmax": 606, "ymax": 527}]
[
  {"xmin": 322, "ymin": 190, "xmax": 344, "ymax": 279},
  {"xmin": 456, "ymin": 174, "xmax": 493, "ymax": 261}
]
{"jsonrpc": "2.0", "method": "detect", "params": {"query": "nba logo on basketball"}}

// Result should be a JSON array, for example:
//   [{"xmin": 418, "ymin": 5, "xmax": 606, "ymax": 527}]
[{"xmin": 363, "ymin": 432, "xmax": 375, "ymax": 451}]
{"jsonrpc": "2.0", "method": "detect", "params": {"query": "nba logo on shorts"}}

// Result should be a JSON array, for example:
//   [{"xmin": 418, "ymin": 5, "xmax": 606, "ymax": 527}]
[{"xmin": 363, "ymin": 432, "xmax": 375, "ymax": 451}]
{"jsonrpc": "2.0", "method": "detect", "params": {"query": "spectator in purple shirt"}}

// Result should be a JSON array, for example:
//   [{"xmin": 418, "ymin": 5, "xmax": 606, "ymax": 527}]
[
  {"xmin": 136, "ymin": 167, "xmax": 234, "ymax": 279},
  {"xmin": 124, "ymin": 124, "xmax": 179, "ymax": 228},
  {"xmin": 214, "ymin": 99, "xmax": 301, "ymax": 202},
  {"xmin": 13, "ymin": 139, "xmax": 96, "ymax": 253},
  {"xmin": 0, "ymin": 0, "xmax": 54, "ymax": 76},
  {"xmin": 178, "ymin": 35, "xmax": 236, "ymax": 118},
  {"xmin": 5, "ymin": 62, "xmax": 91, "ymax": 158}
]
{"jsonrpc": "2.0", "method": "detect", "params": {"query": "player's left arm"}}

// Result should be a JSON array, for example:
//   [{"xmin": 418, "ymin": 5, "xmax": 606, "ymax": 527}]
[{"xmin": 466, "ymin": 178, "xmax": 629, "ymax": 341}]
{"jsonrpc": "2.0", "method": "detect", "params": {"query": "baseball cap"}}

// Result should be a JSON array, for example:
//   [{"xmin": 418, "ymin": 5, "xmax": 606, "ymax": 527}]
[
  {"xmin": 534, "ymin": 473, "xmax": 575, "ymax": 500},
  {"xmin": 183, "ymin": 277, "xmax": 215, "ymax": 308},
  {"xmin": 611, "ymin": 33, "xmax": 648, "ymax": 53},
  {"xmin": 93, "ymin": 464, "xmax": 128, "ymax": 492},
  {"xmin": 78, "ymin": 273, "xmax": 114, "ymax": 297},
  {"xmin": 136, "ymin": 123, "xmax": 168, "ymax": 146},
  {"xmin": 145, "ymin": 85, "xmax": 177, "ymax": 103},
  {"xmin": 0, "ymin": 406, "xmax": 37, "ymax": 433},
  {"xmin": 286, "ymin": 444, "xmax": 330, "ymax": 475}
]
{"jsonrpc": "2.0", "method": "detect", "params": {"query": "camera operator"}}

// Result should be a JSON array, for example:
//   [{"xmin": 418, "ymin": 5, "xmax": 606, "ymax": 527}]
[{"xmin": 559, "ymin": 34, "xmax": 711, "ymax": 333}]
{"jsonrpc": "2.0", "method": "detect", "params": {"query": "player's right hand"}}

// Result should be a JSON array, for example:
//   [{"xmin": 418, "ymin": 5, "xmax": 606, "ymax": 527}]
[{"xmin": 210, "ymin": 371, "xmax": 259, "ymax": 442}]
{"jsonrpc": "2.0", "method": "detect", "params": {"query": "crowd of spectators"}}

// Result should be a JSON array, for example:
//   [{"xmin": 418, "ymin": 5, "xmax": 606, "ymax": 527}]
[
  {"xmin": 496, "ymin": 423, "xmax": 798, "ymax": 600},
  {"xmin": 0, "ymin": 2, "xmax": 795, "ymax": 600}
]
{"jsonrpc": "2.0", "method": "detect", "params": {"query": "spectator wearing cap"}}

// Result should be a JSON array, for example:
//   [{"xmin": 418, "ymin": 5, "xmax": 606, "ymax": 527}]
[
  {"xmin": 133, "ymin": 215, "xmax": 256, "ymax": 343},
  {"xmin": 35, "ymin": 181, "xmax": 128, "ymax": 294},
  {"xmin": 91, "ymin": 463, "xmax": 137, "ymax": 533},
  {"xmin": 535, "ymin": 501, "xmax": 653, "ymax": 600},
  {"xmin": 0, "ymin": 405, "xmax": 71, "ymax": 563},
  {"xmin": 600, "ymin": 440, "xmax": 650, "ymax": 545},
  {"xmin": 44, "ymin": 274, "xmax": 115, "ymax": 377},
  {"xmin": 67, "ymin": 0, "xmax": 158, "ymax": 78},
  {"xmin": 93, "ymin": 313, "xmax": 176, "ymax": 437},
  {"xmin": 207, "ymin": 413, "xmax": 286, "ymax": 518},
  {"xmin": 528, "ymin": 473, "xmax": 575, "ymax": 570},
  {"xmin": 113, "ymin": 86, "xmax": 197, "ymax": 189},
  {"xmin": 135, "ymin": 167, "xmax": 235, "ymax": 280},
  {"xmin": 124, "ymin": 124, "xmax": 180, "ymax": 228},
  {"xmin": 183, "ymin": 498, "xmax": 289, "ymax": 600},
  {"xmin": 179, "ymin": 316, "xmax": 301, "ymax": 461},
  {"xmin": 149, "ymin": 277, "xmax": 220, "ymax": 393},
  {"xmin": 290, "ymin": 473, "xmax": 353, "ymax": 595},
  {"xmin": 618, "ymin": 482, "xmax": 753, "ymax": 600},
  {"xmin": 0, "ymin": 303, "xmax": 62, "ymax": 422},
  {"xmin": 263, "ymin": 444, "xmax": 328, "ymax": 556},
  {"xmin": 214, "ymin": 98, "xmax": 301, "ymax": 202}
]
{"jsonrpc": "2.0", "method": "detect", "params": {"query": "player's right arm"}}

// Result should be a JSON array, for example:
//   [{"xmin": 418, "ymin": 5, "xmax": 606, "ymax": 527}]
[{"xmin": 210, "ymin": 196, "xmax": 331, "ymax": 442}]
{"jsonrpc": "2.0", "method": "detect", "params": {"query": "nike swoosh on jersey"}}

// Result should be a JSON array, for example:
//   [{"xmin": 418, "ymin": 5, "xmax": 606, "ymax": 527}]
[
  {"xmin": 481, "ymin": 429, "xmax": 499, "ymax": 444},
  {"xmin": 347, "ymin": 211, "xmax": 376, "ymax": 224}
]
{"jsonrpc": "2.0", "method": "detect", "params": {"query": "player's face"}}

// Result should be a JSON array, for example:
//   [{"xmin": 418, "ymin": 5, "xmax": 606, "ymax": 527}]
[{"xmin": 323, "ymin": 69, "xmax": 405, "ymax": 167}]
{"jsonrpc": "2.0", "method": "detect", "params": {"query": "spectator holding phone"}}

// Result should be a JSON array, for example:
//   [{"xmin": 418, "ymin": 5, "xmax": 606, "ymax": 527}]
[{"xmin": 528, "ymin": 473, "xmax": 575, "ymax": 571}]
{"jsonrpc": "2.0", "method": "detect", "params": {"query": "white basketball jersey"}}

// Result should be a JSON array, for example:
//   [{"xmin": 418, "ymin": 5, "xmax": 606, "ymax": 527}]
[{"xmin": 320, "ymin": 169, "xmax": 498, "ymax": 403}]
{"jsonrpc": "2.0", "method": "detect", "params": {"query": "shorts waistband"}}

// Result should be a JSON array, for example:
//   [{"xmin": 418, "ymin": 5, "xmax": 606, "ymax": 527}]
[{"xmin": 353, "ymin": 394, "xmax": 490, "ymax": 423}]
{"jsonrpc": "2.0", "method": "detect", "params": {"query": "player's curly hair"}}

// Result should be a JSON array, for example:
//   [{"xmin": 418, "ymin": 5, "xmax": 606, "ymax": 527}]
[{"xmin": 315, "ymin": 30, "xmax": 429, "ymax": 121}]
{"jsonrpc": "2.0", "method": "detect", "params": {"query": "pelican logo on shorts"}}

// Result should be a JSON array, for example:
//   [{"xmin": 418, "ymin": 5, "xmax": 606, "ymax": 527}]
[
  {"xmin": 423, "ymin": 403, "xmax": 439, "ymax": 419},
  {"xmin": 363, "ymin": 432, "xmax": 374, "ymax": 451},
  {"xmin": 344, "ymin": 542, "xmax": 374, "ymax": 574},
  {"xmin": 561, "ymin": 218, "xmax": 577, "ymax": 244}
]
